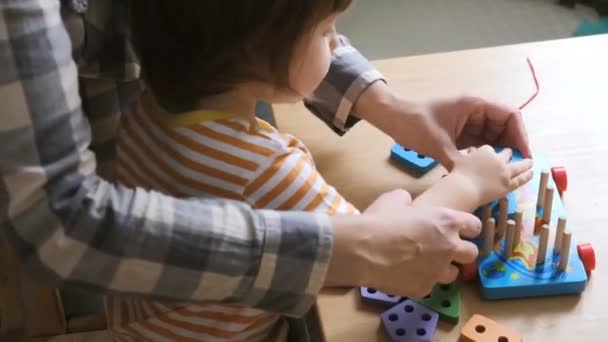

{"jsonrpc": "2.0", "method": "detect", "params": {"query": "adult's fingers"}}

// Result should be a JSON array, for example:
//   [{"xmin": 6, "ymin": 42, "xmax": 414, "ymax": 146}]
[
  {"xmin": 383, "ymin": 188, "xmax": 413, "ymax": 205},
  {"xmin": 452, "ymin": 210, "xmax": 482, "ymax": 239},
  {"xmin": 437, "ymin": 264, "xmax": 460, "ymax": 284},
  {"xmin": 451, "ymin": 239, "xmax": 479, "ymax": 265},
  {"xmin": 504, "ymin": 111, "xmax": 533, "ymax": 159},
  {"xmin": 484, "ymin": 101, "xmax": 533, "ymax": 159}
]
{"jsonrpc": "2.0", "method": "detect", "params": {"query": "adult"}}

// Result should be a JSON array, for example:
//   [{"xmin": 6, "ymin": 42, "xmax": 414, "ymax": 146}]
[{"xmin": 0, "ymin": 0, "xmax": 530, "ymax": 318}]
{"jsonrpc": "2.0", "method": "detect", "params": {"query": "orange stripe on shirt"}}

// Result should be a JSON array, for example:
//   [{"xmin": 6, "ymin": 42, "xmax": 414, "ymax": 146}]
[
  {"xmin": 254, "ymin": 154, "xmax": 307, "ymax": 208},
  {"xmin": 243, "ymin": 153, "xmax": 286, "ymax": 197},
  {"xmin": 118, "ymin": 123, "xmax": 186, "ymax": 196},
  {"xmin": 132, "ymin": 109, "xmax": 250, "ymax": 186},
  {"xmin": 168, "ymin": 306, "xmax": 269, "ymax": 324},
  {"xmin": 123, "ymin": 118, "xmax": 242, "ymax": 199},
  {"xmin": 188, "ymin": 123, "xmax": 276, "ymax": 157},
  {"xmin": 277, "ymin": 168, "xmax": 317, "ymax": 210},
  {"xmin": 218, "ymin": 120, "xmax": 271, "ymax": 140},
  {"xmin": 152, "ymin": 311, "xmax": 272, "ymax": 339},
  {"xmin": 304, "ymin": 181, "xmax": 332, "ymax": 211}
]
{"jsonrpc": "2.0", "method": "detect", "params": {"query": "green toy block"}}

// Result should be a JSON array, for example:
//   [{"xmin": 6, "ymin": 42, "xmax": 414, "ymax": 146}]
[{"xmin": 411, "ymin": 282, "xmax": 460, "ymax": 324}]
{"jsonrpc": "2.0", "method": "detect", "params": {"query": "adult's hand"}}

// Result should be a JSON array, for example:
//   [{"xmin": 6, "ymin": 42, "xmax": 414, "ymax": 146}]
[
  {"xmin": 354, "ymin": 82, "xmax": 532, "ymax": 170},
  {"xmin": 325, "ymin": 189, "xmax": 481, "ymax": 298}
]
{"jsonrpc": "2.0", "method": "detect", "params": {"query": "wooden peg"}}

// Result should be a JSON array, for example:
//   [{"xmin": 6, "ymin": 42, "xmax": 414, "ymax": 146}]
[
  {"xmin": 482, "ymin": 218, "xmax": 496, "ymax": 256},
  {"xmin": 536, "ymin": 224, "xmax": 549, "ymax": 265},
  {"xmin": 504, "ymin": 220, "xmax": 516, "ymax": 258},
  {"xmin": 554, "ymin": 216, "xmax": 567, "ymax": 255},
  {"xmin": 496, "ymin": 198, "xmax": 508, "ymax": 240},
  {"xmin": 536, "ymin": 169, "xmax": 550, "ymax": 210},
  {"xmin": 481, "ymin": 204, "xmax": 492, "ymax": 226},
  {"xmin": 559, "ymin": 231, "xmax": 572, "ymax": 270},
  {"xmin": 542, "ymin": 185, "xmax": 554, "ymax": 224},
  {"xmin": 513, "ymin": 209, "xmax": 523, "ymax": 247}
]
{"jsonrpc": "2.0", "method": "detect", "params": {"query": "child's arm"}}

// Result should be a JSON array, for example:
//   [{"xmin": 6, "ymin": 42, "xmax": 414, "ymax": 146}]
[
  {"xmin": 414, "ymin": 146, "xmax": 533, "ymax": 213},
  {"xmin": 413, "ymin": 173, "xmax": 481, "ymax": 213}
]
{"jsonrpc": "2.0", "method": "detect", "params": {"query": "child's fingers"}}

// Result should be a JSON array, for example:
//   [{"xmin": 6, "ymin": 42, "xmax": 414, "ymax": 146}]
[
  {"xmin": 510, "ymin": 168, "xmax": 534, "ymax": 190},
  {"xmin": 497, "ymin": 147, "xmax": 513, "ymax": 163},
  {"xmin": 507, "ymin": 158, "xmax": 533, "ymax": 178}
]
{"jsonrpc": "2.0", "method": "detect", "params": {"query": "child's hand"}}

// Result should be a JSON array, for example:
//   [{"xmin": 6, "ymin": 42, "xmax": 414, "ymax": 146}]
[{"xmin": 452, "ymin": 146, "xmax": 533, "ymax": 206}]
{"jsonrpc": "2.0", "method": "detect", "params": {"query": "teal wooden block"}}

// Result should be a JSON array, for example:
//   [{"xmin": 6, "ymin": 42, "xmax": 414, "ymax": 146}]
[{"xmin": 574, "ymin": 18, "xmax": 608, "ymax": 36}]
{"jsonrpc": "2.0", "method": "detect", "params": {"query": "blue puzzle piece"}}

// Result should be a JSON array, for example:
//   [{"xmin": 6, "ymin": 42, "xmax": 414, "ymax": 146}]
[
  {"xmin": 360, "ymin": 287, "xmax": 403, "ymax": 307},
  {"xmin": 477, "ymin": 151, "xmax": 588, "ymax": 300},
  {"xmin": 381, "ymin": 299, "xmax": 439, "ymax": 342},
  {"xmin": 478, "ymin": 235, "xmax": 587, "ymax": 300},
  {"xmin": 390, "ymin": 144, "xmax": 438, "ymax": 173}
]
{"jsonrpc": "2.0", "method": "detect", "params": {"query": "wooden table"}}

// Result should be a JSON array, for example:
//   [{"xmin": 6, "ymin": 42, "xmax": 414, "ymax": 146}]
[{"xmin": 274, "ymin": 34, "xmax": 608, "ymax": 341}]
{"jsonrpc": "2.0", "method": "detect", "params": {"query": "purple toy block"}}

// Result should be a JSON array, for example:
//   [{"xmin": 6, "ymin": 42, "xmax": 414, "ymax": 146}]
[
  {"xmin": 381, "ymin": 299, "xmax": 439, "ymax": 342},
  {"xmin": 360, "ymin": 287, "xmax": 402, "ymax": 307}
]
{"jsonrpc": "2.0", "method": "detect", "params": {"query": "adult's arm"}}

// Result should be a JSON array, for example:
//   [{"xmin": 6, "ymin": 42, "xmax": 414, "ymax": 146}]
[
  {"xmin": 0, "ymin": 0, "xmax": 331, "ymax": 317},
  {"xmin": 304, "ymin": 35, "xmax": 385, "ymax": 135}
]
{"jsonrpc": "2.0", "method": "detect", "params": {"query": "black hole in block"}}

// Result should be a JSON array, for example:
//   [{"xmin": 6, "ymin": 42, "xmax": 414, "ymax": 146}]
[
  {"xmin": 366, "ymin": 288, "xmax": 377, "ymax": 294},
  {"xmin": 396, "ymin": 328, "xmax": 406, "ymax": 336},
  {"xmin": 388, "ymin": 314, "xmax": 398, "ymax": 322},
  {"xmin": 417, "ymin": 153, "xmax": 426, "ymax": 159},
  {"xmin": 441, "ymin": 300, "xmax": 451, "ymax": 308},
  {"xmin": 498, "ymin": 337, "xmax": 509, "ymax": 342},
  {"xmin": 475, "ymin": 325, "xmax": 486, "ymax": 333},
  {"xmin": 421, "ymin": 313, "xmax": 431, "ymax": 321},
  {"xmin": 416, "ymin": 328, "xmax": 426, "ymax": 336},
  {"xmin": 404, "ymin": 305, "xmax": 414, "ymax": 313}
]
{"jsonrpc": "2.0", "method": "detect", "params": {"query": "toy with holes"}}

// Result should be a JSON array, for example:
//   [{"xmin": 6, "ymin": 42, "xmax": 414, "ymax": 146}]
[
  {"xmin": 381, "ymin": 299, "xmax": 439, "ymax": 342},
  {"xmin": 459, "ymin": 314, "xmax": 523, "ymax": 342},
  {"xmin": 360, "ymin": 287, "xmax": 404, "ymax": 308},
  {"xmin": 390, "ymin": 144, "xmax": 438, "ymax": 174},
  {"xmin": 473, "ymin": 150, "xmax": 596, "ymax": 300},
  {"xmin": 410, "ymin": 282, "xmax": 461, "ymax": 324}
]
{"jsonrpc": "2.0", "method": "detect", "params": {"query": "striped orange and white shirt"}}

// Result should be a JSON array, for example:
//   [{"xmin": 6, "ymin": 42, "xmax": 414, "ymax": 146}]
[{"xmin": 105, "ymin": 95, "xmax": 358, "ymax": 342}]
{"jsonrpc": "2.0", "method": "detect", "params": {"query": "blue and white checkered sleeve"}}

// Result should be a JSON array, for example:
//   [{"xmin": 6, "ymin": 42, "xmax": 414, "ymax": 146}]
[
  {"xmin": 304, "ymin": 35, "xmax": 385, "ymax": 135},
  {"xmin": 0, "ymin": 0, "xmax": 332, "ymax": 318}
]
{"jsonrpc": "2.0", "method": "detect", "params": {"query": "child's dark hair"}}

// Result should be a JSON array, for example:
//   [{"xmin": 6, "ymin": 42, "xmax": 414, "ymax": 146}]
[{"xmin": 129, "ymin": 0, "xmax": 352, "ymax": 112}]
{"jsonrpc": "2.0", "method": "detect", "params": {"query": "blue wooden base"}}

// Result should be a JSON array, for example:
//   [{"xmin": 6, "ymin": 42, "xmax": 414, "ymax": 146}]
[
  {"xmin": 478, "ymin": 236, "xmax": 587, "ymax": 300},
  {"xmin": 477, "ymin": 151, "xmax": 588, "ymax": 300}
]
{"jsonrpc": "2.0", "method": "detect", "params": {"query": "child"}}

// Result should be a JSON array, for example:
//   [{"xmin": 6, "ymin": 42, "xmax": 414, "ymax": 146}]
[{"xmin": 106, "ymin": 1, "xmax": 532, "ymax": 341}]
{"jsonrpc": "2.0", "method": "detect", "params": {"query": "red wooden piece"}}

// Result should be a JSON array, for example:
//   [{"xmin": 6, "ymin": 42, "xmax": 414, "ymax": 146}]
[
  {"xmin": 577, "ymin": 243, "xmax": 596, "ymax": 273},
  {"xmin": 459, "ymin": 261, "xmax": 478, "ymax": 281},
  {"xmin": 551, "ymin": 166, "xmax": 568, "ymax": 193}
]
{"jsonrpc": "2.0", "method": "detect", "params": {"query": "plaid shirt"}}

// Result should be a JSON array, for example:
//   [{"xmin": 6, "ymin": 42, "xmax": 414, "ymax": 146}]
[{"xmin": 0, "ymin": 0, "xmax": 383, "ymax": 318}]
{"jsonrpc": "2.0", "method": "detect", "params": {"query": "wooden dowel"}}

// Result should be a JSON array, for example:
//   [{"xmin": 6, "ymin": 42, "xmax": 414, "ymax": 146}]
[
  {"xmin": 536, "ymin": 169, "xmax": 550, "ymax": 210},
  {"xmin": 559, "ymin": 231, "xmax": 572, "ymax": 270},
  {"xmin": 554, "ymin": 216, "xmax": 567, "ymax": 255},
  {"xmin": 481, "ymin": 204, "xmax": 492, "ymax": 226},
  {"xmin": 513, "ymin": 209, "xmax": 523, "ymax": 248},
  {"xmin": 542, "ymin": 186, "xmax": 554, "ymax": 224},
  {"xmin": 482, "ymin": 218, "xmax": 496, "ymax": 256},
  {"xmin": 496, "ymin": 198, "xmax": 508, "ymax": 240},
  {"xmin": 504, "ymin": 220, "xmax": 516, "ymax": 258},
  {"xmin": 536, "ymin": 224, "xmax": 550, "ymax": 265}
]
